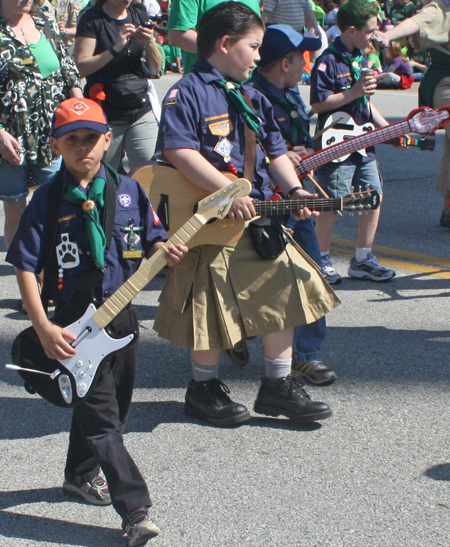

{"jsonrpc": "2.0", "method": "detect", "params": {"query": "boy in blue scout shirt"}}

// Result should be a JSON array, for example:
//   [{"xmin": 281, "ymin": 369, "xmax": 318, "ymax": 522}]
[
  {"xmin": 6, "ymin": 98, "xmax": 187, "ymax": 547},
  {"xmin": 310, "ymin": 0, "xmax": 396, "ymax": 284},
  {"xmin": 248, "ymin": 24, "xmax": 337, "ymax": 386},
  {"xmin": 154, "ymin": 1, "xmax": 340, "ymax": 428}
]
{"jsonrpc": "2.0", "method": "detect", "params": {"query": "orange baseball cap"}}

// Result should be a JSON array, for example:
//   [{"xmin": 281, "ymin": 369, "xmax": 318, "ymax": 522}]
[{"xmin": 52, "ymin": 98, "xmax": 109, "ymax": 138}]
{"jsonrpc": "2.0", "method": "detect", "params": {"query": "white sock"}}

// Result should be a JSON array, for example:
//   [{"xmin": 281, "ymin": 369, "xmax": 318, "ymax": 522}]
[
  {"xmin": 265, "ymin": 356, "xmax": 292, "ymax": 379},
  {"xmin": 355, "ymin": 248, "xmax": 371, "ymax": 263},
  {"xmin": 192, "ymin": 360, "xmax": 219, "ymax": 382},
  {"xmin": 320, "ymin": 250, "xmax": 330, "ymax": 258}
]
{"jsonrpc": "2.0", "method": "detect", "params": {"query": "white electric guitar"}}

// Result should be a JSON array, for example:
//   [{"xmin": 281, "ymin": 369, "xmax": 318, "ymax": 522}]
[{"xmin": 7, "ymin": 179, "xmax": 252, "ymax": 408}]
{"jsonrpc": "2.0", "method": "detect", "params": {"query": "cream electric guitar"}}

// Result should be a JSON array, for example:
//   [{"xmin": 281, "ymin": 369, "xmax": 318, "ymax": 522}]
[
  {"xmin": 133, "ymin": 106, "xmax": 450, "ymax": 247},
  {"xmin": 7, "ymin": 179, "xmax": 252, "ymax": 408}
]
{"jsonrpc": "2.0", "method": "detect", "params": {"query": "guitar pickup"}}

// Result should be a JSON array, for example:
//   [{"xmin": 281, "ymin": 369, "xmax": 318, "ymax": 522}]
[{"xmin": 157, "ymin": 194, "xmax": 170, "ymax": 231}]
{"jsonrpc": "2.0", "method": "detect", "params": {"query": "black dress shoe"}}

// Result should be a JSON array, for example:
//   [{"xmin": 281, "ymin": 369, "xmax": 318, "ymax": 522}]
[
  {"xmin": 440, "ymin": 210, "xmax": 450, "ymax": 227},
  {"xmin": 224, "ymin": 339, "xmax": 250, "ymax": 367},
  {"xmin": 185, "ymin": 378, "xmax": 251, "ymax": 427},
  {"xmin": 254, "ymin": 374, "xmax": 332, "ymax": 422}
]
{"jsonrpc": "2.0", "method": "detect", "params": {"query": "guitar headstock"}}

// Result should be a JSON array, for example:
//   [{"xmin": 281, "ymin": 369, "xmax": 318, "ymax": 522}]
[
  {"xmin": 407, "ymin": 106, "xmax": 450, "ymax": 135},
  {"xmin": 343, "ymin": 189, "xmax": 380, "ymax": 212},
  {"xmin": 196, "ymin": 178, "xmax": 252, "ymax": 222}
]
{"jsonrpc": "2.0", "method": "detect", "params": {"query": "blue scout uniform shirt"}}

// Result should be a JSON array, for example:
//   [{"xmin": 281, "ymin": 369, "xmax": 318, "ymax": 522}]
[
  {"xmin": 249, "ymin": 69, "xmax": 312, "ymax": 149},
  {"xmin": 310, "ymin": 36, "xmax": 376, "ymax": 166},
  {"xmin": 155, "ymin": 58, "xmax": 288, "ymax": 201},
  {"xmin": 6, "ymin": 164, "xmax": 167, "ymax": 302}
]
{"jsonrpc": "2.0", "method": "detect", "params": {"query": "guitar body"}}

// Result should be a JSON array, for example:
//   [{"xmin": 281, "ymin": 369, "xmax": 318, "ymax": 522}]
[
  {"xmin": 134, "ymin": 164, "xmax": 247, "ymax": 247},
  {"xmin": 12, "ymin": 270, "xmax": 137, "ymax": 408},
  {"xmin": 318, "ymin": 111, "xmax": 375, "ymax": 162}
]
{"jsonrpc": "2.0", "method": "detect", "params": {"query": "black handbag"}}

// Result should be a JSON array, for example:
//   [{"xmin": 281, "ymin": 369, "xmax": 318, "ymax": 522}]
[{"xmin": 249, "ymin": 216, "xmax": 288, "ymax": 260}]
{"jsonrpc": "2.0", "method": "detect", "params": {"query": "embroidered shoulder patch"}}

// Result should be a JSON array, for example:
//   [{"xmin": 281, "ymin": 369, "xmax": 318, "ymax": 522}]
[
  {"xmin": 163, "ymin": 98, "xmax": 177, "ymax": 107},
  {"xmin": 318, "ymin": 62, "xmax": 327, "ymax": 71}
]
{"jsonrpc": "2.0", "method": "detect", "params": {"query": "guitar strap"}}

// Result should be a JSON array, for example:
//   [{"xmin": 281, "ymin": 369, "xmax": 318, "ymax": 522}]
[
  {"xmin": 40, "ymin": 163, "xmax": 117, "ymax": 312},
  {"xmin": 241, "ymin": 90, "xmax": 256, "ymax": 182}
]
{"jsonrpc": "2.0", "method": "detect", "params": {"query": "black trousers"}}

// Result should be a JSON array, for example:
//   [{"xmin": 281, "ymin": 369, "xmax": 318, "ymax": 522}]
[{"xmin": 64, "ymin": 306, "xmax": 151, "ymax": 519}]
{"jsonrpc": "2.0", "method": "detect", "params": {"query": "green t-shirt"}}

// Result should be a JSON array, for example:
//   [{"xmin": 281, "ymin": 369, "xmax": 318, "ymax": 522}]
[
  {"xmin": 163, "ymin": 43, "xmax": 182, "ymax": 65},
  {"xmin": 28, "ymin": 33, "xmax": 60, "ymax": 79},
  {"xmin": 167, "ymin": 0, "xmax": 261, "ymax": 73},
  {"xmin": 367, "ymin": 52, "xmax": 381, "ymax": 70},
  {"xmin": 156, "ymin": 42, "xmax": 166, "ymax": 75}
]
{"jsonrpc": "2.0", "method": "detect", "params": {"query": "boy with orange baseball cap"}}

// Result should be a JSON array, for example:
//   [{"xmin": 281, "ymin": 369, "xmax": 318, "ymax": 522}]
[{"xmin": 7, "ymin": 98, "xmax": 187, "ymax": 546}]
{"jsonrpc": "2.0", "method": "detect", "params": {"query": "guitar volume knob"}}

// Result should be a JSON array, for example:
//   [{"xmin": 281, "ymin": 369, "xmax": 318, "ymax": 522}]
[{"xmin": 76, "ymin": 360, "xmax": 83, "ymax": 368}]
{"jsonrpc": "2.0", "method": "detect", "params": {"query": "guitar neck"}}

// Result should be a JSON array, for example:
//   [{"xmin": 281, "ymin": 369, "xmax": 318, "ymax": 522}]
[
  {"xmin": 255, "ymin": 196, "xmax": 347, "ymax": 216},
  {"xmin": 93, "ymin": 212, "xmax": 206, "ymax": 328},
  {"xmin": 295, "ymin": 119, "xmax": 412, "ymax": 176}
]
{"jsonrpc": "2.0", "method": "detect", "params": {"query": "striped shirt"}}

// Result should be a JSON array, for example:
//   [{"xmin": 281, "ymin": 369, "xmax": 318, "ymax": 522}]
[{"xmin": 263, "ymin": 0, "xmax": 313, "ymax": 31}]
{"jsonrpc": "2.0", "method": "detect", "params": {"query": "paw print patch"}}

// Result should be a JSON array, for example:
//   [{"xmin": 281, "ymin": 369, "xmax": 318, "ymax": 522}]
[{"xmin": 56, "ymin": 233, "xmax": 80, "ymax": 269}]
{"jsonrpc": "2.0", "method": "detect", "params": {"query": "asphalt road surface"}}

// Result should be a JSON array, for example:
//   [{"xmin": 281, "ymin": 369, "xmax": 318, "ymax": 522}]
[{"xmin": 1, "ymin": 75, "xmax": 450, "ymax": 547}]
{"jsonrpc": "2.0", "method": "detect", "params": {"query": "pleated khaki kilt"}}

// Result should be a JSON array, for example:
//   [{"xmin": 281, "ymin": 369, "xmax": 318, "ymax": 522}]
[{"xmin": 153, "ymin": 228, "xmax": 341, "ymax": 351}]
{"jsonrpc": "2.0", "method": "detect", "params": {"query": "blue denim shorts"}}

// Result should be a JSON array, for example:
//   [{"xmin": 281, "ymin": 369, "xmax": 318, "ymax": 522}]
[
  {"xmin": 0, "ymin": 158, "xmax": 62, "ymax": 202},
  {"xmin": 314, "ymin": 160, "xmax": 383, "ymax": 198}
]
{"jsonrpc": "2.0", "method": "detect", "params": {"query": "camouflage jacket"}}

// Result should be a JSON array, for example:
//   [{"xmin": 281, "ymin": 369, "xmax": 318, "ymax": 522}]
[{"xmin": 0, "ymin": 10, "xmax": 81, "ymax": 165}]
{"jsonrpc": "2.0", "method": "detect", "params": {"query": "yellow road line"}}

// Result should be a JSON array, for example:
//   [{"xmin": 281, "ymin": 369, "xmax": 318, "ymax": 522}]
[
  {"xmin": 332, "ymin": 237, "xmax": 450, "ymax": 267},
  {"xmin": 331, "ymin": 240, "xmax": 450, "ymax": 279}
]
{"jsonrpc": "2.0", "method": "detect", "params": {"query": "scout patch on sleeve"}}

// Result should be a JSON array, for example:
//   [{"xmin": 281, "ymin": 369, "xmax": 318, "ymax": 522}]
[
  {"xmin": 152, "ymin": 208, "xmax": 161, "ymax": 225},
  {"xmin": 208, "ymin": 119, "xmax": 233, "ymax": 137},
  {"xmin": 163, "ymin": 88, "xmax": 179, "ymax": 107},
  {"xmin": 318, "ymin": 62, "xmax": 327, "ymax": 71},
  {"xmin": 163, "ymin": 98, "xmax": 177, "ymax": 107}
]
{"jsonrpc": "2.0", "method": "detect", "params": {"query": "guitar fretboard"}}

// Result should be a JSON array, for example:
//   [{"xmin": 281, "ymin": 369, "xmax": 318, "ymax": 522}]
[
  {"xmin": 92, "ymin": 213, "xmax": 205, "ymax": 328},
  {"xmin": 295, "ymin": 119, "xmax": 412, "ymax": 176}
]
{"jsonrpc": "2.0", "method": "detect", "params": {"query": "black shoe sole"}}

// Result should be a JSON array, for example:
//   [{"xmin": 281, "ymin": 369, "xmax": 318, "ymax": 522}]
[
  {"xmin": 185, "ymin": 402, "xmax": 251, "ymax": 427},
  {"xmin": 253, "ymin": 402, "xmax": 332, "ymax": 422}
]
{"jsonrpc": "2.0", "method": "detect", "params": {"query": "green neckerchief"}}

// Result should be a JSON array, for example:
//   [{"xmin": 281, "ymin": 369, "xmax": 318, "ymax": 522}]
[
  {"xmin": 327, "ymin": 42, "xmax": 367, "ymax": 107},
  {"xmin": 214, "ymin": 78, "xmax": 262, "ymax": 137},
  {"xmin": 252, "ymin": 80, "xmax": 312, "ymax": 144},
  {"xmin": 63, "ymin": 174, "xmax": 108, "ymax": 270}
]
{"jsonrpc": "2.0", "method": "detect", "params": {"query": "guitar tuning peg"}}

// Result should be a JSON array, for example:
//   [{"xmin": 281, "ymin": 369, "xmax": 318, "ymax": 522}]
[{"xmin": 349, "ymin": 212, "xmax": 354, "ymax": 216}]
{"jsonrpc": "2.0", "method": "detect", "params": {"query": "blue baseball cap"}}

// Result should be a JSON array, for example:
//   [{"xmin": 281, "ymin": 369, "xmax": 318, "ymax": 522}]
[{"xmin": 258, "ymin": 24, "xmax": 322, "ymax": 66}]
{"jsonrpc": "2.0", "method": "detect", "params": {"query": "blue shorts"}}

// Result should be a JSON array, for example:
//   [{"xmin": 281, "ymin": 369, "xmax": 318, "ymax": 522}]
[
  {"xmin": 0, "ymin": 158, "xmax": 62, "ymax": 202},
  {"xmin": 314, "ymin": 160, "xmax": 383, "ymax": 198}
]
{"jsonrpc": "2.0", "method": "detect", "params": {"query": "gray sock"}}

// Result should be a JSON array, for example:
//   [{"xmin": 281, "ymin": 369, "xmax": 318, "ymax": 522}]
[
  {"xmin": 265, "ymin": 356, "xmax": 292, "ymax": 380},
  {"xmin": 192, "ymin": 360, "xmax": 219, "ymax": 382}
]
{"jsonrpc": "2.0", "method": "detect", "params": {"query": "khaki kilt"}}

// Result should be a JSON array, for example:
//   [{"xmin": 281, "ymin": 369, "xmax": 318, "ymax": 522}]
[{"xmin": 153, "ymin": 229, "xmax": 340, "ymax": 351}]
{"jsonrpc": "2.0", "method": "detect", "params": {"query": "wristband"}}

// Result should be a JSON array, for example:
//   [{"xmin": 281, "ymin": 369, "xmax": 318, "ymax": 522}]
[
  {"xmin": 0, "ymin": 124, "xmax": 5, "ymax": 131},
  {"xmin": 109, "ymin": 46, "xmax": 120, "ymax": 57},
  {"xmin": 286, "ymin": 186, "xmax": 302, "ymax": 199}
]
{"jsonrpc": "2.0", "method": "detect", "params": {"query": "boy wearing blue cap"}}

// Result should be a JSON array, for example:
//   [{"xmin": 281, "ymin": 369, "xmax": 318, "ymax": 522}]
[
  {"xmin": 248, "ymin": 24, "xmax": 337, "ymax": 386},
  {"xmin": 311, "ymin": 0, "xmax": 395, "ymax": 284},
  {"xmin": 6, "ymin": 98, "xmax": 187, "ymax": 546}
]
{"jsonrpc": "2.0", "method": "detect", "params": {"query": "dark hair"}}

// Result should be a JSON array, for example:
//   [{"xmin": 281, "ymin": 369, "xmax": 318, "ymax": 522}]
[
  {"xmin": 337, "ymin": 0, "xmax": 379, "ymax": 31},
  {"xmin": 197, "ymin": 1, "xmax": 264, "ymax": 60},
  {"xmin": 258, "ymin": 49, "xmax": 297, "ymax": 73}
]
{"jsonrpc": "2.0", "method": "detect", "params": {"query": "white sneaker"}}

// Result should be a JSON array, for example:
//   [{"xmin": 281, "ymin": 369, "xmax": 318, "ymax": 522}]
[
  {"xmin": 348, "ymin": 253, "xmax": 396, "ymax": 281},
  {"xmin": 320, "ymin": 254, "xmax": 342, "ymax": 284}
]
